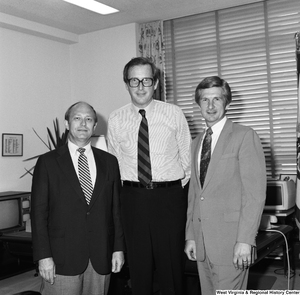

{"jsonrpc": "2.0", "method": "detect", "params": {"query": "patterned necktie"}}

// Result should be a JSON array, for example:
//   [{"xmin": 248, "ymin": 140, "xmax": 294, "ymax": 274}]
[
  {"xmin": 200, "ymin": 127, "xmax": 213, "ymax": 188},
  {"xmin": 138, "ymin": 109, "xmax": 152, "ymax": 186},
  {"xmin": 78, "ymin": 148, "xmax": 93, "ymax": 204}
]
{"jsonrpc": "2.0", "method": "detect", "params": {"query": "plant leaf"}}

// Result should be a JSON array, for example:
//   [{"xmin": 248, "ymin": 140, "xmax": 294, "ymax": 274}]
[
  {"xmin": 22, "ymin": 118, "xmax": 69, "ymax": 178},
  {"xmin": 62, "ymin": 129, "xmax": 69, "ymax": 145},
  {"xmin": 23, "ymin": 154, "xmax": 43, "ymax": 162},
  {"xmin": 33, "ymin": 128, "xmax": 50, "ymax": 150},
  {"xmin": 47, "ymin": 136, "xmax": 53, "ymax": 151},
  {"xmin": 47, "ymin": 127, "xmax": 56, "ymax": 149},
  {"xmin": 20, "ymin": 166, "xmax": 35, "ymax": 178},
  {"xmin": 54, "ymin": 119, "xmax": 61, "ymax": 147}
]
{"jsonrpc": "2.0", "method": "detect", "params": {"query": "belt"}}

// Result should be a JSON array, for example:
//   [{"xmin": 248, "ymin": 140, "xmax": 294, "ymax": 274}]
[{"xmin": 123, "ymin": 180, "xmax": 181, "ymax": 189}]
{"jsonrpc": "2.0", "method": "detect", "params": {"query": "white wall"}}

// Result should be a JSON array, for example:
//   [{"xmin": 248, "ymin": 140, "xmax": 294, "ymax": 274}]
[
  {"xmin": 70, "ymin": 23, "xmax": 138, "ymax": 135},
  {"xmin": 0, "ymin": 23, "xmax": 138, "ymax": 192},
  {"xmin": 0, "ymin": 27, "xmax": 72, "ymax": 192}
]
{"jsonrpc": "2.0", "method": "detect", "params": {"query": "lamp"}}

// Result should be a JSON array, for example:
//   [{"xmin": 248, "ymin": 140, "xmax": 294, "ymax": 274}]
[{"xmin": 63, "ymin": 0, "xmax": 119, "ymax": 15}]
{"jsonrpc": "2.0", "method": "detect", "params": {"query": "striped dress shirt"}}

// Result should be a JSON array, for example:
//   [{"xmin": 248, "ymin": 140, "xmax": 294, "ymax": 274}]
[{"xmin": 107, "ymin": 100, "xmax": 191, "ymax": 186}]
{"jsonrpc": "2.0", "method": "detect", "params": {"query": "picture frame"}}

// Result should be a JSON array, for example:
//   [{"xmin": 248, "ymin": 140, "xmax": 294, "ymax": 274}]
[{"xmin": 2, "ymin": 133, "xmax": 23, "ymax": 156}]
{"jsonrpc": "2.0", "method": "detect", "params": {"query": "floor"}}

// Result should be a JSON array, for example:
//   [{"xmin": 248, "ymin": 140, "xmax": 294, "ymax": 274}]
[
  {"xmin": 249, "ymin": 258, "xmax": 300, "ymax": 290},
  {"xmin": 0, "ymin": 269, "xmax": 41, "ymax": 295},
  {"xmin": 0, "ymin": 258, "xmax": 300, "ymax": 295}
]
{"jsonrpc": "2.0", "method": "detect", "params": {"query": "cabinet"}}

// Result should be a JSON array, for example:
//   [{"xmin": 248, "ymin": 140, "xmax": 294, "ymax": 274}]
[
  {"xmin": 261, "ymin": 208, "xmax": 296, "ymax": 273},
  {"xmin": 0, "ymin": 191, "xmax": 34, "ymax": 279}
]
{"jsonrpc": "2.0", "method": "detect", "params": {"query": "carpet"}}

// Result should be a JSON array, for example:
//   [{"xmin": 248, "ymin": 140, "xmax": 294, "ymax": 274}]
[
  {"xmin": 247, "ymin": 273, "xmax": 277, "ymax": 290},
  {"xmin": 0, "ymin": 270, "xmax": 41, "ymax": 295}
]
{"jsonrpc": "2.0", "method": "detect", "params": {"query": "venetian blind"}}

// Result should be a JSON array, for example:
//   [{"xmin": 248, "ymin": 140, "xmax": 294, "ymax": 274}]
[{"xmin": 164, "ymin": 0, "xmax": 300, "ymax": 178}]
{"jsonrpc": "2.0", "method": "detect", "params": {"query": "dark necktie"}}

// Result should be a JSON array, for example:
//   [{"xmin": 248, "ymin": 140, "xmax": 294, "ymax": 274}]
[
  {"xmin": 78, "ymin": 148, "xmax": 93, "ymax": 204},
  {"xmin": 200, "ymin": 127, "xmax": 213, "ymax": 188},
  {"xmin": 138, "ymin": 109, "xmax": 152, "ymax": 186}
]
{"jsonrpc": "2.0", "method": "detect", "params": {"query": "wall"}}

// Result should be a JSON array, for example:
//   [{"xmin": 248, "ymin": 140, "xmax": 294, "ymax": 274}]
[
  {"xmin": 0, "ymin": 27, "xmax": 72, "ymax": 192},
  {"xmin": 70, "ymin": 23, "xmax": 138, "ymax": 135},
  {"xmin": 0, "ymin": 23, "xmax": 137, "ymax": 192}
]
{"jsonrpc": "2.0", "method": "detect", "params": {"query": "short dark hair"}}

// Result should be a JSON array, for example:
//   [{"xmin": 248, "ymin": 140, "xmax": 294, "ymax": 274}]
[
  {"xmin": 64, "ymin": 101, "xmax": 98, "ymax": 123},
  {"xmin": 123, "ymin": 57, "xmax": 160, "ymax": 84},
  {"xmin": 195, "ymin": 76, "xmax": 232, "ymax": 106}
]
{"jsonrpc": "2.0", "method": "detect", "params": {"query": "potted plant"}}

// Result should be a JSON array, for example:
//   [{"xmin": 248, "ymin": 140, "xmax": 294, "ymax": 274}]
[{"xmin": 20, "ymin": 118, "xmax": 68, "ymax": 178}]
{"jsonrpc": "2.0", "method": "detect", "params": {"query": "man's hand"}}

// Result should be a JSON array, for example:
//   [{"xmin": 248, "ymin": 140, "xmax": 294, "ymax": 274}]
[
  {"xmin": 184, "ymin": 240, "xmax": 197, "ymax": 261},
  {"xmin": 39, "ymin": 257, "xmax": 56, "ymax": 284},
  {"xmin": 233, "ymin": 242, "xmax": 252, "ymax": 270},
  {"xmin": 112, "ymin": 251, "xmax": 125, "ymax": 273}
]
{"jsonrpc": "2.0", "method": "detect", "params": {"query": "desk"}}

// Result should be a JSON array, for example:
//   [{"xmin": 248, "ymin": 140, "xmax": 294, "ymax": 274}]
[
  {"xmin": 185, "ymin": 224, "xmax": 294, "ymax": 276},
  {"xmin": 0, "ymin": 231, "xmax": 35, "ymax": 279},
  {"xmin": 254, "ymin": 225, "xmax": 293, "ymax": 268},
  {"xmin": 0, "ymin": 231, "xmax": 32, "ymax": 258}
]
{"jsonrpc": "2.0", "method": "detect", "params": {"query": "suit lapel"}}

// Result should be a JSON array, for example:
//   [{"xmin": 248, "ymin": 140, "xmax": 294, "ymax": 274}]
[
  {"xmin": 88, "ymin": 147, "xmax": 106, "ymax": 208},
  {"xmin": 56, "ymin": 146, "xmax": 107, "ymax": 207},
  {"xmin": 56, "ymin": 145, "xmax": 87, "ymax": 204},
  {"xmin": 202, "ymin": 120, "xmax": 233, "ymax": 190},
  {"xmin": 193, "ymin": 133, "xmax": 204, "ymax": 190}
]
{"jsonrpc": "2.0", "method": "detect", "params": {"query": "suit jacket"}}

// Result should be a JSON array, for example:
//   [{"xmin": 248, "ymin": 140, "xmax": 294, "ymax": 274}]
[
  {"xmin": 31, "ymin": 144, "xmax": 124, "ymax": 275},
  {"xmin": 186, "ymin": 119, "xmax": 266, "ymax": 265}
]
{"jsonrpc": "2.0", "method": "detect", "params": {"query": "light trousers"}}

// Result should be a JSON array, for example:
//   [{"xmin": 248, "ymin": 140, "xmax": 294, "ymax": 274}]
[
  {"xmin": 197, "ymin": 254, "xmax": 249, "ymax": 295},
  {"xmin": 41, "ymin": 260, "xmax": 111, "ymax": 295}
]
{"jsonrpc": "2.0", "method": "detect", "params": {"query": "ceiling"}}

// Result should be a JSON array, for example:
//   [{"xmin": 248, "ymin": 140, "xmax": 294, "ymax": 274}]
[{"xmin": 0, "ymin": 0, "xmax": 263, "ymax": 35}]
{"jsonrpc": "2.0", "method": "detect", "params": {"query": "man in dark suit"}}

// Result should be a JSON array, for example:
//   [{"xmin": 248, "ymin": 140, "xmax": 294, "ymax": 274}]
[
  {"xmin": 185, "ymin": 76, "xmax": 266, "ymax": 293},
  {"xmin": 31, "ymin": 101, "xmax": 125, "ymax": 295}
]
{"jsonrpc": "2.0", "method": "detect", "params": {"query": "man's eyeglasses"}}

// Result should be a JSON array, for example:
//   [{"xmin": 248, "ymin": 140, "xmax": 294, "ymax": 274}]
[{"xmin": 128, "ymin": 78, "xmax": 154, "ymax": 88}]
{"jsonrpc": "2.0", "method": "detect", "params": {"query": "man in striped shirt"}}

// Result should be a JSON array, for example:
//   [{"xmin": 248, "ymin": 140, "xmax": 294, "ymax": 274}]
[{"xmin": 107, "ymin": 57, "xmax": 191, "ymax": 295}]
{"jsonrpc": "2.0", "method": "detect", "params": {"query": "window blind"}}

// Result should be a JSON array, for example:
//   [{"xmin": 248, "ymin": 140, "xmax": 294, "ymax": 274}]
[{"xmin": 163, "ymin": 0, "xmax": 300, "ymax": 178}]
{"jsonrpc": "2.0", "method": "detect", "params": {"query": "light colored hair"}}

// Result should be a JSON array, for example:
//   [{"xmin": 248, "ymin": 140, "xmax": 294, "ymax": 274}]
[{"xmin": 195, "ymin": 76, "xmax": 232, "ymax": 107}]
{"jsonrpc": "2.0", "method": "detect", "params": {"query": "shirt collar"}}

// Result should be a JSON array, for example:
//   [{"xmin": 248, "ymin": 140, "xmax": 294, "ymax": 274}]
[
  {"xmin": 131, "ymin": 99, "xmax": 155, "ymax": 117},
  {"xmin": 68, "ymin": 140, "xmax": 92, "ymax": 156},
  {"xmin": 207, "ymin": 116, "xmax": 227, "ymax": 135}
]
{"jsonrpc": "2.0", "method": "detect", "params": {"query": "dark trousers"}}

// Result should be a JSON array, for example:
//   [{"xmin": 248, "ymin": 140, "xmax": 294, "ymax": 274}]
[{"xmin": 121, "ymin": 184, "xmax": 187, "ymax": 295}]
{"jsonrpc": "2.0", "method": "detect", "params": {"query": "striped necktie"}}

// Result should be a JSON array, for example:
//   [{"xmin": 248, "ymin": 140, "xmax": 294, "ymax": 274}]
[
  {"xmin": 200, "ymin": 127, "xmax": 213, "ymax": 188},
  {"xmin": 138, "ymin": 109, "xmax": 152, "ymax": 186},
  {"xmin": 78, "ymin": 148, "xmax": 93, "ymax": 204}
]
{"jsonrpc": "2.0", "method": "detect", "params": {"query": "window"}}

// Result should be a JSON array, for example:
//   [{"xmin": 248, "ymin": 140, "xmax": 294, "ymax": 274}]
[{"xmin": 164, "ymin": 0, "xmax": 300, "ymax": 178}]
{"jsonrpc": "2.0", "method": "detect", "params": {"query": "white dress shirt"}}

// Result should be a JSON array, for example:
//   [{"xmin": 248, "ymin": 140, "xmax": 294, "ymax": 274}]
[
  {"xmin": 68, "ymin": 140, "xmax": 97, "ymax": 187},
  {"xmin": 107, "ymin": 99, "xmax": 191, "ymax": 186},
  {"xmin": 197, "ymin": 116, "xmax": 227, "ymax": 177}
]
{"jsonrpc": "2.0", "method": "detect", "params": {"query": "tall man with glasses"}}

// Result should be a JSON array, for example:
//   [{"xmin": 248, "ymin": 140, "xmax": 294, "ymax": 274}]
[{"xmin": 107, "ymin": 57, "xmax": 191, "ymax": 295}]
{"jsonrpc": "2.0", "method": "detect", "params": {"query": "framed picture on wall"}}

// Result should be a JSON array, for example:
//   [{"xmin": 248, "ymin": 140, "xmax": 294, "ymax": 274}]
[{"xmin": 2, "ymin": 133, "xmax": 23, "ymax": 156}]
